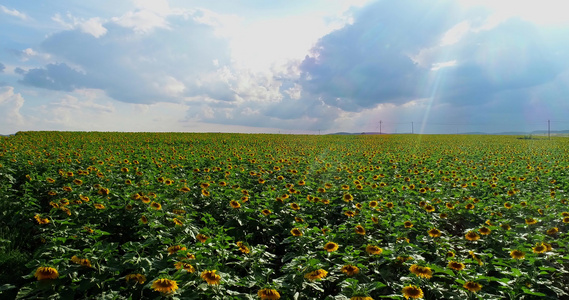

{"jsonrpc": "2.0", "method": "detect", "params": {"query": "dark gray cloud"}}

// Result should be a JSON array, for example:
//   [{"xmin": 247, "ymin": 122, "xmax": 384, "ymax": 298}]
[
  {"xmin": 299, "ymin": 0, "xmax": 461, "ymax": 111},
  {"xmin": 0, "ymin": 62, "xmax": 4, "ymax": 72},
  {"xmin": 299, "ymin": 0, "xmax": 569, "ymax": 112},
  {"xmin": 14, "ymin": 67, "xmax": 25, "ymax": 75},
  {"xmin": 17, "ymin": 14, "xmax": 233, "ymax": 104},
  {"xmin": 21, "ymin": 63, "xmax": 88, "ymax": 91}
]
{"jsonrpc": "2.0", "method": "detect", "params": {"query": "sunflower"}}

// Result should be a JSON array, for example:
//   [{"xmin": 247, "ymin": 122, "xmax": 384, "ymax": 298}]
[
  {"xmin": 341, "ymin": 264, "xmax": 360, "ymax": 276},
  {"xmin": 386, "ymin": 202, "xmax": 394, "ymax": 208},
  {"xmin": 174, "ymin": 262, "xmax": 195, "ymax": 272},
  {"xmin": 34, "ymin": 267, "xmax": 59, "ymax": 280},
  {"xmin": 409, "ymin": 265, "xmax": 432, "ymax": 279},
  {"xmin": 397, "ymin": 256, "xmax": 413, "ymax": 263},
  {"xmin": 479, "ymin": 227, "xmax": 491, "ymax": 235},
  {"xmin": 546, "ymin": 227, "xmax": 559, "ymax": 235},
  {"xmin": 152, "ymin": 278, "xmax": 178, "ymax": 294},
  {"xmin": 304, "ymin": 269, "xmax": 328, "ymax": 281},
  {"xmin": 445, "ymin": 202, "xmax": 454, "ymax": 209},
  {"xmin": 291, "ymin": 228, "xmax": 303, "ymax": 236},
  {"xmin": 465, "ymin": 231, "xmax": 480, "ymax": 241},
  {"xmin": 201, "ymin": 270, "xmax": 222, "ymax": 285},
  {"xmin": 71, "ymin": 256, "xmax": 91, "ymax": 268},
  {"xmin": 343, "ymin": 193, "xmax": 354, "ymax": 202},
  {"xmin": 439, "ymin": 213, "xmax": 448, "ymax": 218},
  {"xmin": 150, "ymin": 202, "xmax": 162, "ymax": 210},
  {"xmin": 323, "ymin": 242, "xmax": 339, "ymax": 252},
  {"xmin": 236, "ymin": 241, "xmax": 250, "ymax": 254},
  {"xmin": 196, "ymin": 234, "xmax": 208, "ymax": 243},
  {"xmin": 447, "ymin": 261, "xmax": 465, "ymax": 271},
  {"xmin": 290, "ymin": 203, "xmax": 300, "ymax": 210},
  {"xmin": 532, "ymin": 242, "xmax": 547, "ymax": 254},
  {"xmin": 504, "ymin": 202, "xmax": 513, "ymax": 209},
  {"xmin": 230, "ymin": 200, "xmax": 241, "ymax": 209},
  {"xmin": 354, "ymin": 225, "xmax": 366, "ymax": 235},
  {"xmin": 525, "ymin": 218, "xmax": 537, "ymax": 225},
  {"xmin": 94, "ymin": 203, "xmax": 105, "ymax": 210},
  {"xmin": 345, "ymin": 210, "xmax": 356, "ymax": 217},
  {"xmin": 446, "ymin": 251, "xmax": 455, "ymax": 258},
  {"xmin": 140, "ymin": 215, "xmax": 148, "ymax": 224},
  {"xmin": 501, "ymin": 223, "xmax": 511, "ymax": 230},
  {"xmin": 98, "ymin": 188, "xmax": 110, "ymax": 195},
  {"xmin": 404, "ymin": 221, "xmax": 413, "ymax": 228},
  {"xmin": 427, "ymin": 228, "xmax": 441, "ymax": 238},
  {"xmin": 172, "ymin": 218, "xmax": 183, "ymax": 226},
  {"xmin": 261, "ymin": 209, "xmax": 271, "ymax": 216},
  {"xmin": 365, "ymin": 244, "xmax": 383, "ymax": 255},
  {"xmin": 258, "ymin": 288, "xmax": 281, "ymax": 300},
  {"xmin": 173, "ymin": 209, "xmax": 186, "ymax": 215},
  {"xmin": 465, "ymin": 203, "xmax": 475, "ymax": 209},
  {"xmin": 563, "ymin": 217, "xmax": 569, "ymax": 224},
  {"xmin": 424, "ymin": 205, "xmax": 435, "ymax": 212},
  {"xmin": 34, "ymin": 214, "xmax": 50, "ymax": 224},
  {"xmin": 463, "ymin": 281, "xmax": 482, "ymax": 292},
  {"xmin": 369, "ymin": 201, "xmax": 379, "ymax": 208},
  {"xmin": 350, "ymin": 297, "xmax": 374, "ymax": 300},
  {"xmin": 167, "ymin": 245, "xmax": 187, "ymax": 255},
  {"xmin": 125, "ymin": 273, "xmax": 146, "ymax": 284},
  {"xmin": 401, "ymin": 285, "xmax": 424, "ymax": 299},
  {"xmin": 510, "ymin": 250, "xmax": 525, "ymax": 259}
]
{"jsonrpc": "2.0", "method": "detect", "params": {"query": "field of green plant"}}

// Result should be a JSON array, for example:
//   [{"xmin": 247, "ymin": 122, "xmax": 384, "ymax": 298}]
[{"xmin": 1, "ymin": 132, "xmax": 568, "ymax": 299}]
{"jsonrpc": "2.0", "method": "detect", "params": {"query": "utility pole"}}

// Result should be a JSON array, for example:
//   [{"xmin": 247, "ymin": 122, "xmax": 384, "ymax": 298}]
[
  {"xmin": 379, "ymin": 120, "xmax": 382, "ymax": 135},
  {"xmin": 548, "ymin": 120, "xmax": 550, "ymax": 140},
  {"xmin": 412, "ymin": 122, "xmax": 414, "ymax": 134}
]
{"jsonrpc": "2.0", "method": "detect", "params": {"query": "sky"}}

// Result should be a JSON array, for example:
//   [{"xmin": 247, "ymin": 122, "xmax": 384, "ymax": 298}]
[{"xmin": 1, "ymin": 0, "xmax": 569, "ymax": 135}]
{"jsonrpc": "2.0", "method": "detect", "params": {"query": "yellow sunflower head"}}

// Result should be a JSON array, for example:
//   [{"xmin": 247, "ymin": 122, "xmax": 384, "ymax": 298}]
[
  {"xmin": 258, "ymin": 288, "xmax": 281, "ymax": 300},
  {"xmin": 34, "ymin": 267, "xmax": 59, "ymax": 281},
  {"xmin": 401, "ymin": 285, "xmax": 423, "ymax": 299},
  {"xmin": 151, "ymin": 278, "xmax": 178, "ymax": 294},
  {"xmin": 323, "ymin": 242, "xmax": 339, "ymax": 252},
  {"xmin": 200, "ymin": 270, "xmax": 221, "ymax": 285}
]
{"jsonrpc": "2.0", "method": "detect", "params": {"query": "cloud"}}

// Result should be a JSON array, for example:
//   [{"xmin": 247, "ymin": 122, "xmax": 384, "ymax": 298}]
[
  {"xmin": 0, "ymin": 86, "xmax": 25, "ymax": 130},
  {"xmin": 298, "ymin": 0, "xmax": 569, "ymax": 112},
  {"xmin": 19, "ymin": 14, "xmax": 233, "ymax": 104},
  {"xmin": 13, "ymin": 48, "xmax": 52, "ymax": 62},
  {"xmin": 299, "ymin": 0, "xmax": 462, "ymax": 111},
  {"xmin": 20, "ymin": 63, "xmax": 88, "ymax": 91},
  {"xmin": 0, "ymin": 5, "xmax": 28, "ymax": 20},
  {"xmin": 0, "ymin": 62, "xmax": 4, "ymax": 72},
  {"xmin": 52, "ymin": 13, "xmax": 108, "ymax": 38}
]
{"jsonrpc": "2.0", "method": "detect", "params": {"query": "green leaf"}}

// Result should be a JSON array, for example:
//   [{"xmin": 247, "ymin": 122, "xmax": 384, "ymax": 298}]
[
  {"xmin": 0, "ymin": 284, "xmax": 15, "ymax": 291},
  {"xmin": 521, "ymin": 287, "xmax": 546, "ymax": 297}
]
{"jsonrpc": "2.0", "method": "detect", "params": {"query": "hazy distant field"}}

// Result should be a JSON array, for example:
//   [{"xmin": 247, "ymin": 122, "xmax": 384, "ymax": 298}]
[{"xmin": 1, "ymin": 132, "xmax": 568, "ymax": 299}]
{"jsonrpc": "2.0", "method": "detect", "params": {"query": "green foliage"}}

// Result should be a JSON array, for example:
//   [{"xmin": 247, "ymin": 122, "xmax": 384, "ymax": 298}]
[{"xmin": 1, "ymin": 132, "xmax": 568, "ymax": 299}]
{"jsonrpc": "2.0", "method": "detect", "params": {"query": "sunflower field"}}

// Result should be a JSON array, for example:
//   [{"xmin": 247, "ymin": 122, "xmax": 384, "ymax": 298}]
[{"xmin": 1, "ymin": 132, "xmax": 568, "ymax": 299}]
